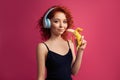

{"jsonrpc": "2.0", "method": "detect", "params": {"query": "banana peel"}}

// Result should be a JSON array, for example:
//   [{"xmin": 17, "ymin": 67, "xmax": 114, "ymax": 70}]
[{"xmin": 66, "ymin": 28, "xmax": 83, "ymax": 50}]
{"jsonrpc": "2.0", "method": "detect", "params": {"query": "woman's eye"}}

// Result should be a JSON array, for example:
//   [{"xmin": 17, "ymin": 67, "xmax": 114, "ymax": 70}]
[
  {"xmin": 63, "ymin": 21, "xmax": 67, "ymax": 23},
  {"xmin": 54, "ymin": 21, "xmax": 58, "ymax": 23}
]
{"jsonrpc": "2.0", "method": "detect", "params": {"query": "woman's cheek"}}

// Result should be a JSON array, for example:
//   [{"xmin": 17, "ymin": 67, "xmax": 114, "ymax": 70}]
[{"xmin": 65, "ymin": 25, "xmax": 68, "ymax": 29}]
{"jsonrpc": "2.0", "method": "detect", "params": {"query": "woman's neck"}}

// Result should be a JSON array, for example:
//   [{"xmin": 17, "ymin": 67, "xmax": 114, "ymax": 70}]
[{"xmin": 49, "ymin": 35, "xmax": 64, "ymax": 41}]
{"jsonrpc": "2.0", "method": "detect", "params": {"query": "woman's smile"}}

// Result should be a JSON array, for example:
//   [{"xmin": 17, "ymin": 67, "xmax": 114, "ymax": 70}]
[{"xmin": 58, "ymin": 28, "xmax": 65, "ymax": 32}]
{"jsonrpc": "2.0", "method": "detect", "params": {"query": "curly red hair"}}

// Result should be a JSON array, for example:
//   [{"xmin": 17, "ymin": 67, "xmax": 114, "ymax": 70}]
[{"xmin": 37, "ymin": 5, "xmax": 74, "ymax": 41}]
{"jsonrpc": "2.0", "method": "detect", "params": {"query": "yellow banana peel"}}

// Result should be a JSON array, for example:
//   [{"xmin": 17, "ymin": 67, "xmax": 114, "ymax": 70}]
[{"xmin": 67, "ymin": 27, "xmax": 83, "ymax": 50}]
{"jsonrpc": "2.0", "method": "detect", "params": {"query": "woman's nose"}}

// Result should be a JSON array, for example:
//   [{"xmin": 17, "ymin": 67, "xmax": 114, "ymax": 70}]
[{"xmin": 59, "ymin": 22, "xmax": 63, "ymax": 28}]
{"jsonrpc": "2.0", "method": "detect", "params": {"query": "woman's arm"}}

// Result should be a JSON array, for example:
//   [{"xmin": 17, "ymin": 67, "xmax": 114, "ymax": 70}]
[
  {"xmin": 70, "ymin": 37, "xmax": 87, "ymax": 75},
  {"xmin": 36, "ymin": 43, "xmax": 47, "ymax": 80}
]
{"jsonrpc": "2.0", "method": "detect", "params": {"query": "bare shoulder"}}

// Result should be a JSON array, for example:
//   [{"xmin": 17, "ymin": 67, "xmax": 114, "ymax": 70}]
[
  {"xmin": 68, "ymin": 40, "xmax": 74, "ymax": 48},
  {"xmin": 37, "ymin": 43, "xmax": 45, "ymax": 49},
  {"xmin": 36, "ymin": 42, "xmax": 48, "ymax": 56},
  {"xmin": 68, "ymin": 40, "xmax": 76, "ymax": 63}
]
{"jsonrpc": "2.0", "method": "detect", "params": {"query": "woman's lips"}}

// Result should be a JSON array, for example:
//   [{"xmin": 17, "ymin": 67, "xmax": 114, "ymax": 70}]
[{"xmin": 58, "ymin": 28, "xmax": 65, "ymax": 32}]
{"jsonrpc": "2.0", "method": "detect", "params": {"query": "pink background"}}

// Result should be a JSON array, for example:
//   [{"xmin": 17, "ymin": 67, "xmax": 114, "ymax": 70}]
[{"xmin": 0, "ymin": 0, "xmax": 120, "ymax": 80}]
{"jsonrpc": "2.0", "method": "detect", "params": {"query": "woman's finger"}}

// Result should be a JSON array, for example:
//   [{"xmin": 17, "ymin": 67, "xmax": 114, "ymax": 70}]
[{"xmin": 82, "ymin": 36, "xmax": 84, "ymax": 39}]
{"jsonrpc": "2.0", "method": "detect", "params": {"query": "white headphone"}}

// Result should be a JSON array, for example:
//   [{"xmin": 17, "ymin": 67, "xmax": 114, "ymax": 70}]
[{"xmin": 43, "ymin": 8, "xmax": 55, "ymax": 28}]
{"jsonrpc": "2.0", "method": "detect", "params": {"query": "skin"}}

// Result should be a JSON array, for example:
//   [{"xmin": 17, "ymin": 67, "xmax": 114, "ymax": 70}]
[{"xmin": 37, "ymin": 12, "xmax": 87, "ymax": 80}]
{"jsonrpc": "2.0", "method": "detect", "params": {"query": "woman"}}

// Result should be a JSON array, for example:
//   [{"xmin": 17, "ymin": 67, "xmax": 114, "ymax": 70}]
[{"xmin": 36, "ymin": 5, "xmax": 87, "ymax": 80}]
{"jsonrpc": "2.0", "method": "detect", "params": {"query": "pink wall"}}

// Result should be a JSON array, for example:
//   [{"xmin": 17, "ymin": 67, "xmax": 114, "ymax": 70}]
[{"xmin": 0, "ymin": 0, "xmax": 120, "ymax": 80}]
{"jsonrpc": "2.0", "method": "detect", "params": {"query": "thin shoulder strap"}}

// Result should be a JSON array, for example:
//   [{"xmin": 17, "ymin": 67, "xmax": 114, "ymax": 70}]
[
  {"xmin": 43, "ymin": 42, "xmax": 49, "ymax": 51},
  {"xmin": 67, "ymin": 40, "xmax": 70, "ymax": 49}
]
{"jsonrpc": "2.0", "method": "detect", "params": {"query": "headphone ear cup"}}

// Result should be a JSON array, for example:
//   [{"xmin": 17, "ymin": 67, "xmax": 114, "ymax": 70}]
[
  {"xmin": 46, "ymin": 18, "xmax": 51, "ymax": 28},
  {"xmin": 43, "ymin": 8, "xmax": 55, "ymax": 28}
]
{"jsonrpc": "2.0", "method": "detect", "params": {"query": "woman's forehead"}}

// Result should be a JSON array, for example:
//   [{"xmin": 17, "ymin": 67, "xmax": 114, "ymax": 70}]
[{"xmin": 52, "ymin": 12, "xmax": 67, "ymax": 20}]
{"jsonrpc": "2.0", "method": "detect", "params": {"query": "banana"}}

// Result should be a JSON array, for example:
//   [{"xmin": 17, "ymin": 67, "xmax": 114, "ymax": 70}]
[{"xmin": 67, "ymin": 27, "xmax": 83, "ymax": 50}]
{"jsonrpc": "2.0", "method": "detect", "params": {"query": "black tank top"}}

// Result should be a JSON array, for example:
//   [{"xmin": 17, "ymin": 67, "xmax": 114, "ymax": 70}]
[{"xmin": 43, "ymin": 41, "xmax": 73, "ymax": 80}]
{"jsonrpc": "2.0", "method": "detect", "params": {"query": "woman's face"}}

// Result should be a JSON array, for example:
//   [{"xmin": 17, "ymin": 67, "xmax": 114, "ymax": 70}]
[{"xmin": 50, "ymin": 12, "xmax": 68, "ymax": 36}]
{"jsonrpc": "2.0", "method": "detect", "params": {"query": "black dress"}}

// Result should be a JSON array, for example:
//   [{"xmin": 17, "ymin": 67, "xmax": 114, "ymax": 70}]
[{"xmin": 43, "ymin": 41, "xmax": 73, "ymax": 80}]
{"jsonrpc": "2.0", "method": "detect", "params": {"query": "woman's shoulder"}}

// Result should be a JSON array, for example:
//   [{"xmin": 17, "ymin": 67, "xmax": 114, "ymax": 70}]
[
  {"xmin": 67, "ymin": 39, "xmax": 74, "ymax": 48},
  {"xmin": 37, "ymin": 42, "xmax": 44, "ymax": 48},
  {"xmin": 37, "ymin": 40, "xmax": 49, "ymax": 46},
  {"xmin": 67, "ymin": 39, "xmax": 74, "ymax": 45},
  {"xmin": 37, "ymin": 42, "xmax": 48, "ymax": 53},
  {"xmin": 36, "ymin": 42, "xmax": 48, "ymax": 61}
]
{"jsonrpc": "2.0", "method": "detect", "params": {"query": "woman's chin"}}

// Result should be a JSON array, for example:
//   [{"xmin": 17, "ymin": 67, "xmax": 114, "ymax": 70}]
[
  {"xmin": 56, "ymin": 32, "xmax": 64, "ymax": 36},
  {"xmin": 59, "ymin": 31, "xmax": 65, "ymax": 34}
]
